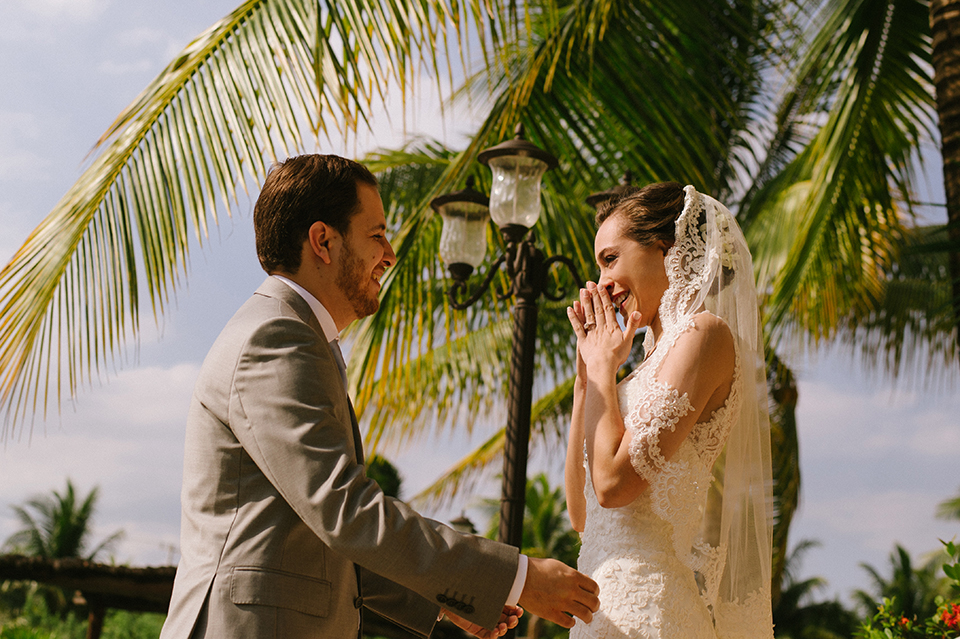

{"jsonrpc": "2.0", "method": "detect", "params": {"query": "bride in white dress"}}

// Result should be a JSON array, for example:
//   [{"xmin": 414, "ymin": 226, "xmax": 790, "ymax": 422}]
[{"xmin": 565, "ymin": 183, "xmax": 774, "ymax": 639}]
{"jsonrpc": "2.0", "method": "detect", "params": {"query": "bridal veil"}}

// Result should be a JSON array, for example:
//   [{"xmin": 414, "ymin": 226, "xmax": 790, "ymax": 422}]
[{"xmin": 646, "ymin": 185, "xmax": 774, "ymax": 638}]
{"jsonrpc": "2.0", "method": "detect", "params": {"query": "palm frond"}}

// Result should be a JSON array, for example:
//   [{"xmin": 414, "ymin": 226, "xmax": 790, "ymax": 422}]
[
  {"xmin": 459, "ymin": 0, "xmax": 786, "ymax": 198},
  {"xmin": 351, "ymin": 0, "xmax": 791, "ymax": 504},
  {"xmin": 0, "ymin": 0, "xmax": 517, "ymax": 438},
  {"xmin": 834, "ymin": 224, "xmax": 959, "ymax": 384},
  {"xmin": 409, "ymin": 373, "xmax": 577, "ymax": 507},
  {"xmin": 743, "ymin": 0, "xmax": 935, "ymax": 343}
]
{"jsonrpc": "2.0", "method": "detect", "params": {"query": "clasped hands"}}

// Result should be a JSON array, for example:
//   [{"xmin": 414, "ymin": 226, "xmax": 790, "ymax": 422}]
[
  {"xmin": 446, "ymin": 552, "xmax": 602, "ymax": 637},
  {"xmin": 443, "ymin": 605, "xmax": 523, "ymax": 639},
  {"xmin": 567, "ymin": 282, "xmax": 643, "ymax": 377}
]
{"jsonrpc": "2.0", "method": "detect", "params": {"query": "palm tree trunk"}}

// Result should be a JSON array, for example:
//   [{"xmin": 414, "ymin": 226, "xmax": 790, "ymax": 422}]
[
  {"xmin": 931, "ymin": 0, "xmax": 960, "ymax": 338},
  {"xmin": 768, "ymin": 355, "xmax": 801, "ymax": 608}
]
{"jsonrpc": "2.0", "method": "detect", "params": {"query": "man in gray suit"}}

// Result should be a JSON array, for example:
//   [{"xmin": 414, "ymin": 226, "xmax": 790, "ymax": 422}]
[{"xmin": 159, "ymin": 154, "xmax": 600, "ymax": 638}]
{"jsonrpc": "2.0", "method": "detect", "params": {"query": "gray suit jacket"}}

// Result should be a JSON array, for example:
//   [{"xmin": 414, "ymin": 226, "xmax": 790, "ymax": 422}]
[{"xmin": 159, "ymin": 277, "xmax": 518, "ymax": 638}]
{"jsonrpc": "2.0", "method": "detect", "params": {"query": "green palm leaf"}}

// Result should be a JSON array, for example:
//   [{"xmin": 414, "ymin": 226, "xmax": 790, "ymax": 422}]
[
  {"xmin": 743, "ymin": 0, "xmax": 936, "ymax": 342},
  {"xmin": 0, "ymin": 0, "xmax": 519, "ymax": 438},
  {"xmin": 4, "ymin": 479, "xmax": 122, "ymax": 561},
  {"xmin": 836, "ymin": 224, "xmax": 960, "ymax": 383},
  {"xmin": 409, "ymin": 374, "xmax": 577, "ymax": 506}
]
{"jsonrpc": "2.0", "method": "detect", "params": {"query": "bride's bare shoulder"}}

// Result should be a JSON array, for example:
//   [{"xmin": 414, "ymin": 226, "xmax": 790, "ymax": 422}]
[
  {"xmin": 686, "ymin": 312, "xmax": 734, "ymax": 346},
  {"xmin": 665, "ymin": 312, "xmax": 735, "ymax": 373}
]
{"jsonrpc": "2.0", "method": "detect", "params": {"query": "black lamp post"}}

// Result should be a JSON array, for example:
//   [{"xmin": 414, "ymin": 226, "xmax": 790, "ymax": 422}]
[{"xmin": 430, "ymin": 124, "xmax": 582, "ymax": 551}]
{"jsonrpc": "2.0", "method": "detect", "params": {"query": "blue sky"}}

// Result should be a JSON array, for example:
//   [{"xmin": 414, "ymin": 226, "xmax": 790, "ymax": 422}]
[{"xmin": 0, "ymin": 0, "xmax": 957, "ymax": 610}]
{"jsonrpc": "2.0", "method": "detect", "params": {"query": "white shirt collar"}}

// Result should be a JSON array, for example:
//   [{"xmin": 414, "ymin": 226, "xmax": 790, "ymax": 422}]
[{"xmin": 272, "ymin": 274, "xmax": 340, "ymax": 343}]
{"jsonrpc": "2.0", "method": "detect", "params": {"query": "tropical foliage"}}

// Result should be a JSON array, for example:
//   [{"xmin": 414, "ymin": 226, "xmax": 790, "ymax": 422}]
[
  {"xmin": 856, "ymin": 540, "xmax": 960, "ymax": 639},
  {"xmin": 936, "ymin": 487, "xmax": 960, "ymax": 520},
  {"xmin": 853, "ymin": 544, "xmax": 952, "ymax": 622},
  {"xmin": 3, "ymin": 479, "xmax": 122, "ymax": 561},
  {"xmin": 1, "ymin": 480, "xmax": 126, "ymax": 626},
  {"xmin": 772, "ymin": 540, "xmax": 859, "ymax": 639},
  {"xmin": 365, "ymin": 454, "xmax": 404, "ymax": 499},
  {"xmin": 0, "ymin": 583, "xmax": 164, "ymax": 639},
  {"xmin": 483, "ymin": 473, "xmax": 580, "ymax": 566}
]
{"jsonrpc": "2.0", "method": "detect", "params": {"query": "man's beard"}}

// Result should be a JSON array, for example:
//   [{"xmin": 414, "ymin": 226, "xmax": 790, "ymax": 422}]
[{"xmin": 336, "ymin": 240, "xmax": 379, "ymax": 319}]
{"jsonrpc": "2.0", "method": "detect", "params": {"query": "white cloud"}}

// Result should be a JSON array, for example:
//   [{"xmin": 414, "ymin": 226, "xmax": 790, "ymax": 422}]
[
  {"xmin": 799, "ymin": 490, "xmax": 956, "ymax": 552},
  {"xmin": 76, "ymin": 362, "xmax": 198, "ymax": 431},
  {"xmin": 109, "ymin": 519, "xmax": 181, "ymax": 566},
  {"xmin": 0, "ymin": 111, "xmax": 51, "ymax": 179},
  {"xmin": 101, "ymin": 26, "xmax": 178, "ymax": 77},
  {"xmin": 906, "ymin": 405, "xmax": 960, "ymax": 456},
  {"xmin": 786, "ymin": 352, "xmax": 960, "ymax": 601},
  {"xmin": 0, "ymin": 363, "xmax": 196, "ymax": 565},
  {"xmin": 796, "ymin": 377, "xmax": 959, "ymax": 459},
  {"xmin": 97, "ymin": 58, "xmax": 155, "ymax": 77},
  {"xmin": 117, "ymin": 27, "xmax": 166, "ymax": 47}
]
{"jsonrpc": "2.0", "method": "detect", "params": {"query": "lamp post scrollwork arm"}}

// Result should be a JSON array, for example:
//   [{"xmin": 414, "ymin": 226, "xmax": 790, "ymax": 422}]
[{"xmin": 446, "ymin": 253, "xmax": 508, "ymax": 311}]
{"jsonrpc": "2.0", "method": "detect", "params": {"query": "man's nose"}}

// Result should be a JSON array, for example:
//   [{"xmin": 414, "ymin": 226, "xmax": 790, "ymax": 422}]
[{"xmin": 383, "ymin": 239, "xmax": 397, "ymax": 268}]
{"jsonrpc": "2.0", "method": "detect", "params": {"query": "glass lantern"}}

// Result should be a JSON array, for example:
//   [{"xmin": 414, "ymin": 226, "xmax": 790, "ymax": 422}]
[
  {"xmin": 430, "ymin": 177, "xmax": 490, "ymax": 274},
  {"xmin": 478, "ymin": 124, "xmax": 558, "ymax": 233},
  {"xmin": 486, "ymin": 155, "xmax": 550, "ymax": 229}
]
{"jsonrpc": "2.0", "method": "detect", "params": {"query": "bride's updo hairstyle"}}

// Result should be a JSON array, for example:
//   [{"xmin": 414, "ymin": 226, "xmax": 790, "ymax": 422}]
[
  {"xmin": 595, "ymin": 181, "xmax": 685, "ymax": 247},
  {"xmin": 598, "ymin": 180, "xmax": 737, "ymax": 288}
]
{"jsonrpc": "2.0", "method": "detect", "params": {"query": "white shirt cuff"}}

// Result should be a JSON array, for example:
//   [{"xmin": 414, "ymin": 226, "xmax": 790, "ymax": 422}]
[{"xmin": 505, "ymin": 554, "xmax": 528, "ymax": 607}]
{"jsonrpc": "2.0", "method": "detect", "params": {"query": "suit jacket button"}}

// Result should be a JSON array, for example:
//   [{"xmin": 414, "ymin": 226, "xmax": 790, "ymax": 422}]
[
  {"xmin": 465, "ymin": 605, "xmax": 475, "ymax": 614},
  {"xmin": 354, "ymin": 596, "xmax": 363, "ymax": 609},
  {"xmin": 456, "ymin": 602, "xmax": 466, "ymax": 611},
  {"xmin": 436, "ymin": 594, "xmax": 447, "ymax": 604}
]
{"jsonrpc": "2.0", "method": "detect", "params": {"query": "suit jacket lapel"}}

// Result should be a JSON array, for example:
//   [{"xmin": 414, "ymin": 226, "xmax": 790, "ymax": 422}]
[
  {"xmin": 256, "ymin": 277, "xmax": 366, "ymax": 465},
  {"xmin": 348, "ymin": 401, "xmax": 364, "ymax": 464}
]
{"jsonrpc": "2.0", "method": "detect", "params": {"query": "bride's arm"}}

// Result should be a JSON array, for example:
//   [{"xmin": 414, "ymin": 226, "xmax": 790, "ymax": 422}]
[
  {"xmin": 579, "ymin": 287, "xmax": 735, "ymax": 509},
  {"xmin": 565, "ymin": 368, "xmax": 587, "ymax": 532},
  {"xmin": 582, "ymin": 351, "xmax": 641, "ymax": 509},
  {"xmin": 571, "ymin": 283, "xmax": 644, "ymax": 509},
  {"xmin": 565, "ymin": 304, "xmax": 590, "ymax": 532}
]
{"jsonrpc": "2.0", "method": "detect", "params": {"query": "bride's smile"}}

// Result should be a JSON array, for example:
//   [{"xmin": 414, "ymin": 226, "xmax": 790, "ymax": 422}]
[{"xmin": 593, "ymin": 214, "xmax": 671, "ymax": 336}]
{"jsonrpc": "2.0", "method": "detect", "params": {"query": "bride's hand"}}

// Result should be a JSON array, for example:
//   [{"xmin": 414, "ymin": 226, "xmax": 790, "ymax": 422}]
[
  {"xmin": 568, "ymin": 282, "xmax": 642, "ymax": 377},
  {"xmin": 569, "ymin": 299, "xmax": 588, "ymax": 388}
]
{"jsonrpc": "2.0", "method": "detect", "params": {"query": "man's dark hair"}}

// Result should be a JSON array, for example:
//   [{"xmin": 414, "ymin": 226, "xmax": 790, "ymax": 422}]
[{"xmin": 254, "ymin": 154, "xmax": 378, "ymax": 273}]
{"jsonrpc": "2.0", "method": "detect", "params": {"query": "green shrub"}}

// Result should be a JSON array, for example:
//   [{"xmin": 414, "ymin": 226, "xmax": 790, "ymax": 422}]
[{"xmin": 857, "ymin": 541, "xmax": 960, "ymax": 639}]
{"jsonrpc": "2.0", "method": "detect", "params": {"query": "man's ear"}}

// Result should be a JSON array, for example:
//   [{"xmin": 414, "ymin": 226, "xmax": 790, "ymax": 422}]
[{"xmin": 308, "ymin": 221, "xmax": 336, "ymax": 265}]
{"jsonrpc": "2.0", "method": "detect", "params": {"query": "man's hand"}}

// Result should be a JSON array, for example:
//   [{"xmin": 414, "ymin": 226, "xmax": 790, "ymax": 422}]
[
  {"xmin": 444, "ymin": 605, "xmax": 523, "ymax": 639},
  {"xmin": 518, "ymin": 557, "xmax": 600, "ymax": 629}
]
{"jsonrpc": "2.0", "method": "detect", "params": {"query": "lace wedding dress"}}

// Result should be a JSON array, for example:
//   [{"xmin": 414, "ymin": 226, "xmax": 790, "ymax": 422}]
[
  {"xmin": 572, "ymin": 315, "xmax": 740, "ymax": 639},
  {"xmin": 571, "ymin": 186, "xmax": 774, "ymax": 639}
]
